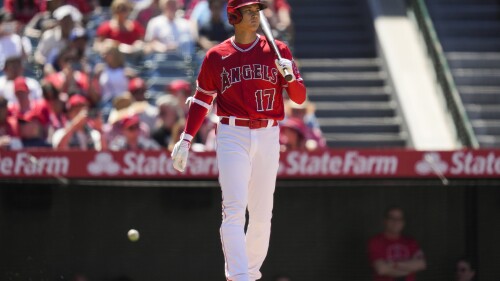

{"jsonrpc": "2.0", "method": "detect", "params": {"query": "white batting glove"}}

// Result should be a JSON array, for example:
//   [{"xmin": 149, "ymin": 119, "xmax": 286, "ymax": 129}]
[
  {"xmin": 275, "ymin": 58, "xmax": 295, "ymax": 82},
  {"xmin": 171, "ymin": 139, "xmax": 191, "ymax": 172}
]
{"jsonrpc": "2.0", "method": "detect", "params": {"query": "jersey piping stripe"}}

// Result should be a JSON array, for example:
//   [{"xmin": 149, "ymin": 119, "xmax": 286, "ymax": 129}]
[
  {"xmin": 196, "ymin": 86, "xmax": 217, "ymax": 96},
  {"xmin": 230, "ymin": 34, "xmax": 261, "ymax": 53}
]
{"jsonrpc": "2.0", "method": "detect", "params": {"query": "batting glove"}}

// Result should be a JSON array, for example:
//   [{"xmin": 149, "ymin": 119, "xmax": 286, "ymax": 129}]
[
  {"xmin": 275, "ymin": 58, "xmax": 295, "ymax": 82},
  {"xmin": 171, "ymin": 139, "xmax": 191, "ymax": 172}
]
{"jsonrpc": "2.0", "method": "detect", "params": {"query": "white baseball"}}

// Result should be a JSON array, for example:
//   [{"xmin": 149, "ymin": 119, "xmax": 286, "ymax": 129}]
[{"xmin": 127, "ymin": 229, "xmax": 140, "ymax": 242}]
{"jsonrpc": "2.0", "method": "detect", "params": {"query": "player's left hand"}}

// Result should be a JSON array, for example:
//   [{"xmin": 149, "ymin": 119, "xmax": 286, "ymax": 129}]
[
  {"xmin": 171, "ymin": 139, "xmax": 191, "ymax": 172},
  {"xmin": 275, "ymin": 58, "xmax": 295, "ymax": 82}
]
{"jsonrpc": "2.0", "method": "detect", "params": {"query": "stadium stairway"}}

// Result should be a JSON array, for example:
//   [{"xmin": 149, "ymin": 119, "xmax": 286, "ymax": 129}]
[
  {"xmin": 287, "ymin": 0, "xmax": 408, "ymax": 147},
  {"xmin": 427, "ymin": 0, "xmax": 500, "ymax": 147}
]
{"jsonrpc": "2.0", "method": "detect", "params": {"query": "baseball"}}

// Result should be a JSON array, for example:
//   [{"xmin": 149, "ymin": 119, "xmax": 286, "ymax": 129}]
[{"xmin": 127, "ymin": 229, "xmax": 140, "ymax": 242}]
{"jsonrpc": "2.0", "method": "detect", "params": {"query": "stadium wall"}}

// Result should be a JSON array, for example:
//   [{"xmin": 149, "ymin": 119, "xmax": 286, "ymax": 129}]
[{"xmin": 1, "ymin": 179, "xmax": 499, "ymax": 281}]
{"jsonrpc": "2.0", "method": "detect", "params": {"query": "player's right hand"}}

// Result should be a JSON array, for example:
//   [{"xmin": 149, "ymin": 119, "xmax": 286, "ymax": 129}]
[{"xmin": 171, "ymin": 139, "xmax": 191, "ymax": 172}]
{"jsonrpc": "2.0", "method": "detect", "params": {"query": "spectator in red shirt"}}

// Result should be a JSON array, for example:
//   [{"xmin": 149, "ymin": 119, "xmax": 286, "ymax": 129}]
[
  {"xmin": 0, "ymin": 96, "xmax": 22, "ymax": 150},
  {"xmin": 94, "ymin": 0, "xmax": 146, "ymax": 55},
  {"xmin": 3, "ymin": 0, "xmax": 46, "ymax": 25},
  {"xmin": 368, "ymin": 206, "xmax": 427, "ymax": 281},
  {"xmin": 17, "ymin": 111, "xmax": 51, "ymax": 148},
  {"xmin": 8, "ymin": 76, "xmax": 51, "ymax": 137},
  {"xmin": 166, "ymin": 79, "xmax": 192, "ymax": 116},
  {"xmin": 109, "ymin": 114, "xmax": 160, "ymax": 150}
]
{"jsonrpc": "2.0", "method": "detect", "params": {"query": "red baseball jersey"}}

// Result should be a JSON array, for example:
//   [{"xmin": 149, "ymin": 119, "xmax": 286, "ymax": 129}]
[
  {"xmin": 195, "ymin": 34, "xmax": 302, "ymax": 121},
  {"xmin": 368, "ymin": 233, "xmax": 424, "ymax": 281}
]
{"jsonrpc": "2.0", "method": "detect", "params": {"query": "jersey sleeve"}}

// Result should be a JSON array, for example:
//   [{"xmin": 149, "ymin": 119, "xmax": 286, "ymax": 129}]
[
  {"xmin": 279, "ymin": 43, "xmax": 303, "ymax": 83},
  {"xmin": 183, "ymin": 53, "xmax": 218, "ymax": 139}
]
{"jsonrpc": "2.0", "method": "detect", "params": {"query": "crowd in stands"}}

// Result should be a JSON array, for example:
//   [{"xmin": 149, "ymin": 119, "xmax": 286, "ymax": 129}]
[{"xmin": 0, "ymin": 0, "xmax": 324, "ymax": 152}]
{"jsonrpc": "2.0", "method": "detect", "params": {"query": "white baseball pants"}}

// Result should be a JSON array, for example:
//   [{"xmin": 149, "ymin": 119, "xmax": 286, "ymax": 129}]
[{"xmin": 216, "ymin": 123, "xmax": 280, "ymax": 281}]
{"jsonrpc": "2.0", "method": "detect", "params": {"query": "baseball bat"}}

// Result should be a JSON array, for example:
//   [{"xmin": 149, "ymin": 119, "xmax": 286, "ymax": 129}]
[{"xmin": 259, "ymin": 11, "xmax": 294, "ymax": 82}]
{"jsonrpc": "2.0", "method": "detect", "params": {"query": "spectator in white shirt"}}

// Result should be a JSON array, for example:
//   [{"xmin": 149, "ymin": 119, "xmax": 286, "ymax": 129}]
[
  {"xmin": 0, "ymin": 56, "xmax": 42, "ymax": 105},
  {"xmin": 34, "ymin": 4, "xmax": 82, "ymax": 74},
  {"xmin": 144, "ymin": 0, "xmax": 196, "ymax": 56},
  {"xmin": 0, "ymin": 10, "xmax": 31, "ymax": 70}
]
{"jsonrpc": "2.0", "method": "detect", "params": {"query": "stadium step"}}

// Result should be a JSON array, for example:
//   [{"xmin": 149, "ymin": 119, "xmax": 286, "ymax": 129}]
[
  {"xmin": 476, "ymin": 135, "xmax": 500, "ymax": 148},
  {"xmin": 318, "ymin": 117, "xmax": 403, "ymax": 133},
  {"xmin": 306, "ymin": 86, "xmax": 391, "ymax": 102},
  {"xmin": 452, "ymin": 69, "xmax": 500, "ymax": 86},
  {"xmin": 298, "ymin": 58, "xmax": 381, "ymax": 72},
  {"xmin": 288, "ymin": 0, "xmax": 407, "ymax": 147},
  {"xmin": 459, "ymin": 86, "xmax": 500, "ymax": 105},
  {"xmin": 323, "ymin": 133, "xmax": 407, "ymax": 148},
  {"xmin": 446, "ymin": 52, "xmax": 500, "ymax": 69},
  {"xmin": 472, "ymin": 120, "xmax": 500, "ymax": 135},
  {"xmin": 466, "ymin": 104, "xmax": 500, "ymax": 120},
  {"xmin": 314, "ymin": 102, "xmax": 397, "ymax": 118},
  {"xmin": 435, "ymin": 21, "xmax": 500, "ymax": 37}
]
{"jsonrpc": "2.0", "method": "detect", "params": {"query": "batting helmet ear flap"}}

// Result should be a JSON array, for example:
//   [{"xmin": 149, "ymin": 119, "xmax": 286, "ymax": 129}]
[{"xmin": 227, "ymin": 7, "xmax": 242, "ymax": 25}]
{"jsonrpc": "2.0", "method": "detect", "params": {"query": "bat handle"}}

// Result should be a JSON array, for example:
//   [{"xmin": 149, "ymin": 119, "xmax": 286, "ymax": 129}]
[{"xmin": 284, "ymin": 69, "xmax": 293, "ymax": 82}]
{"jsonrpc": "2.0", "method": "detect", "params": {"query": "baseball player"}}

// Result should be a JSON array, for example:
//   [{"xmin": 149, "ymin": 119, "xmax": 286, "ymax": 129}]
[{"xmin": 171, "ymin": 0, "xmax": 306, "ymax": 280}]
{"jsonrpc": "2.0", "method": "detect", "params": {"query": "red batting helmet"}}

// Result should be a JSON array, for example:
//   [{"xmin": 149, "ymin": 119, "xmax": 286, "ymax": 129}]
[{"xmin": 227, "ymin": 0, "xmax": 267, "ymax": 25}]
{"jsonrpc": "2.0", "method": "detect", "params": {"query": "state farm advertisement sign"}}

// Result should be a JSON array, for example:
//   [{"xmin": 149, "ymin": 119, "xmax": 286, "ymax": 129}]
[{"xmin": 1, "ymin": 149, "xmax": 500, "ymax": 179}]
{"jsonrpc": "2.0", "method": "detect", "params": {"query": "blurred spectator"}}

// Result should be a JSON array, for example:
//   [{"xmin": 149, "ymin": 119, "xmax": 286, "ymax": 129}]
[
  {"xmin": 40, "ymin": 80, "xmax": 67, "ymax": 139},
  {"xmin": 132, "ymin": 0, "xmax": 162, "ymax": 28},
  {"xmin": 34, "ymin": 4, "xmax": 82, "ymax": 73},
  {"xmin": 24, "ymin": 0, "xmax": 63, "ymax": 40},
  {"xmin": 65, "ymin": 0, "xmax": 94, "ymax": 18},
  {"xmin": 0, "ymin": 56, "xmax": 43, "ymax": 104},
  {"xmin": 261, "ymin": 0, "xmax": 293, "ymax": 45},
  {"xmin": 17, "ymin": 111, "xmax": 51, "ymax": 148},
  {"xmin": 189, "ymin": 0, "xmax": 228, "ymax": 28},
  {"xmin": 166, "ymin": 78, "xmax": 192, "ymax": 115},
  {"xmin": 151, "ymin": 94, "xmax": 184, "ymax": 148},
  {"xmin": 279, "ymin": 117, "xmax": 307, "ymax": 152},
  {"xmin": 456, "ymin": 257, "xmax": 476, "ymax": 281},
  {"xmin": 284, "ymin": 99, "xmax": 325, "ymax": 149},
  {"xmin": 145, "ymin": 0, "xmax": 196, "ymax": 56},
  {"xmin": 3, "ymin": 0, "xmax": 46, "ymax": 25},
  {"xmin": 44, "ymin": 45, "xmax": 92, "ymax": 99},
  {"xmin": 8, "ymin": 76, "xmax": 48, "ymax": 119},
  {"xmin": 51, "ymin": 94, "xmax": 105, "ymax": 150},
  {"xmin": 105, "ymin": 93, "xmax": 152, "ymax": 143},
  {"xmin": 127, "ymin": 77, "xmax": 158, "ymax": 127},
  {"xmin": 94, "ymin": 0, "xmax": 146, "ymax": 55},
  {"xmin": 368, "ymin": 206, "xmax": 427, "ymax": 281},
  {"xmin": 0, "ymin": 96, "xmax": 22, "ymax": 150},
  {"xmin": 109, "ymin": 114, "xmax": 160, "ymax": 150},
  {"xmin": 68, "ymin": 26, "xmax": 91, "ymax": 69},
  {"xmin": 195, "ymin": 0, "xmax": 233, "ymax": 54},
  {"xmin": 0, "ymin": 11, "xmax": 31, "ymax": 71},
  {"xmin": 94, "ymin": 43, "xmax": 134, "ymax": 117}
]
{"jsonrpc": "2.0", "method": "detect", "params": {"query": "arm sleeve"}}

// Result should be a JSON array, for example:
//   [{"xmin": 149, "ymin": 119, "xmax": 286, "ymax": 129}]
[
  {"xmin": 280, "ymin": 44, "xmax": 306, "ymax": 104},
  {"xmin": 183, "ymin": 54, "xmax": 218, "ymax": 138}
]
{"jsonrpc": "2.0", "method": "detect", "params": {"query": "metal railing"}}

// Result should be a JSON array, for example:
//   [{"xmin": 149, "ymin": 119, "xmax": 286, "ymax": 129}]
[{"xmin": 409, "ymin": 0, "xmax": 479, "ymax": 148}]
